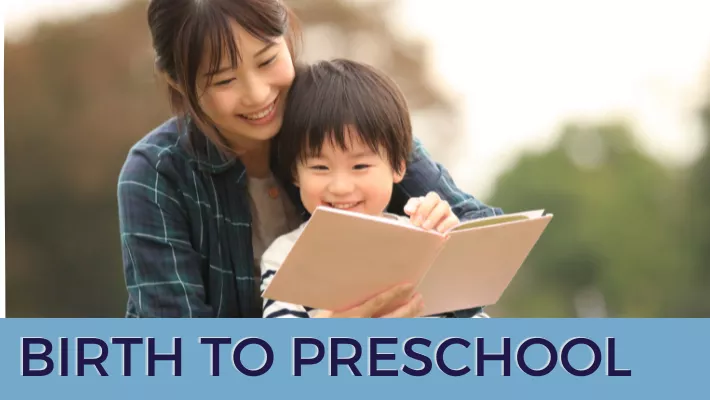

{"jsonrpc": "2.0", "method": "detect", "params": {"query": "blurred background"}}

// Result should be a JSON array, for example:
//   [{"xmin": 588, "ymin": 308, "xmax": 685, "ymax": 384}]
[{"xmin": 4, "ymin": 0, "xmax": 710, "ymax": 317}]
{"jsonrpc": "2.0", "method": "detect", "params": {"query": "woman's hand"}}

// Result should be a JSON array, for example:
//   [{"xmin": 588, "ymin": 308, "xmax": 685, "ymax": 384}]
[
  {"xmin": 404, "ymin": 191, "xmax": 460, "ymax": 233},
  {"xmin": 313, "ymin": 283, "xmax": 424, "ymax": 318}
]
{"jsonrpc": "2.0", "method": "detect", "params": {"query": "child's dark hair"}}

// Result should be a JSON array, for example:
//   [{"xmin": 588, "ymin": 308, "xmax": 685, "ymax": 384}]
[{"xmin": 275, "ymin": 59, "xmax": 412, "ymax": 182}]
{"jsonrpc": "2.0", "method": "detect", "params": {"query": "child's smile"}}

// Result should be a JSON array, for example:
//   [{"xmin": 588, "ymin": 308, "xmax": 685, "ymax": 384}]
[
  {"xmin": 295, "ymin": 126, "xmax": 405, "ymax": 217},
  {"xmin": 323, "ymin": 201, "xmax": 365, "ymax": 212}
]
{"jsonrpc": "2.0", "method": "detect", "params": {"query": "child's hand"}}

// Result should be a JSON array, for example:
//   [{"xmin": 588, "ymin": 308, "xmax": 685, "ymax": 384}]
[{"xmin": 404, "ymin": 192, "xmax": 459, "ymax": 233}]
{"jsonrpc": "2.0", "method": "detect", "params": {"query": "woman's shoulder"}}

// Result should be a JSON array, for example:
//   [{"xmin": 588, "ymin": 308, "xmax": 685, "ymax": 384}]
[
  {"xmin": 119, "ymin": 118, "xmax": 199, "ymax": 183},
  {"xmin": 126, "ymin": 118, "xmax": 190, "ymax": 165},
  {"xmin": 123, "ymin": 117, "xmax": 238, "ymax": 180}
]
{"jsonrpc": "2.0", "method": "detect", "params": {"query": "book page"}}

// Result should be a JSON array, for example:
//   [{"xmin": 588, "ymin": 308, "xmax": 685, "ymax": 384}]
[
  {"xmin": 262, "ymin": 207, "xmax": 445, "ymax": 312},
  {"xmin": 417, "ymin": 214, "xmax": 553, "ymax": 316},
  {"xmin": 449, "ymin": 209, "xmax": 546, "ymax": 232}
]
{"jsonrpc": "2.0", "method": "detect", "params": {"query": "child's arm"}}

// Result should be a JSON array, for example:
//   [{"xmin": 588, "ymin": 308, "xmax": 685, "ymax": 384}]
[
  {"xmin": 259, "ymin": 233, "xmax": 312, "ymax": 318},
  {"xmin": 260, "ymin": 259, "xmax": 312, "ymax": 318}
]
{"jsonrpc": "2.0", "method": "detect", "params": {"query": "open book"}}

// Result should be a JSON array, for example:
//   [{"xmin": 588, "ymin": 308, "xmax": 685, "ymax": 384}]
[{"xmin": 262, "ymin": 207, "xmax": 553, "ymax": 316}]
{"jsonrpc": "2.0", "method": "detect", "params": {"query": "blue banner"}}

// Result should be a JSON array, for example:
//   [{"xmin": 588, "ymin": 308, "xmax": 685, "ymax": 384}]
[{"xmin": 0, "ymin": 319, "xmax": 706, "ymax": 399}]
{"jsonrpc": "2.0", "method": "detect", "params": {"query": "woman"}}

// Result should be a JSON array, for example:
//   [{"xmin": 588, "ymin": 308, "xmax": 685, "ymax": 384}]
[{"xmin": 117, "ymin": 0, "xmax": 503, "ymax": 318}]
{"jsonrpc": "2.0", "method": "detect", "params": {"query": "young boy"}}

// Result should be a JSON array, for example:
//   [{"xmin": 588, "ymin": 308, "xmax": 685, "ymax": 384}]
[{"xmin": 260, "ymin": 59, "xmax": 488, "ymax": 319}]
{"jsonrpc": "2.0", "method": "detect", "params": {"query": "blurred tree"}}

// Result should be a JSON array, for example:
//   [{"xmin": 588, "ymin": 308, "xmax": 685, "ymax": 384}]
[
  {"xmin": 5, "ymin": 0, "xmax": 170, "ymax": 316},
  {"xmin": 681, "ymin": 94, "xmax": 710, "ymax": 317},
  {"xmin": 486, "ymin": 122, "xmax": 696, "ymax": 317}
]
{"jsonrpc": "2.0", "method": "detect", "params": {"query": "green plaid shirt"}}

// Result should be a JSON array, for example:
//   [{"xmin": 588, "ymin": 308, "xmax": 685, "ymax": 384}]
[{"xmin": 117, "ymin": 117, "xmax": 504, "ymax": 318}]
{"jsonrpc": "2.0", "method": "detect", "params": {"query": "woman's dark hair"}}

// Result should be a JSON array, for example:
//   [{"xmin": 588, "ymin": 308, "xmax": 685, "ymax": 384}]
[
  {"xmin": 147, "ymin": 0, "xmax": 300, "ymax": 150},
  {"xmin": 275, "ymin": 59, "xmax": 413, "ymax": 182}
]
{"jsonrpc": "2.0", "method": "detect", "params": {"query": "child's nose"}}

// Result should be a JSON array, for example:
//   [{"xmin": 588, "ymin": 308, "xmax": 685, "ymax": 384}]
[{"xmin": 327, "ymin": 175, "xmax": 355, "ymax": 195}]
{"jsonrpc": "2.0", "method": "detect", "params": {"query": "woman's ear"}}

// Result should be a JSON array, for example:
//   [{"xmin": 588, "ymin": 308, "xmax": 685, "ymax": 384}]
[
  {"xmin": 292, "ymin": 169, "xmax": 300, "ymax": 187},
  {"xmin": 393, "ymin": 161, "xmax": 406, "ymax": 184},
  {"xmin": 163, "ymin": 72, "xmax": 184, "ymax": 95}
]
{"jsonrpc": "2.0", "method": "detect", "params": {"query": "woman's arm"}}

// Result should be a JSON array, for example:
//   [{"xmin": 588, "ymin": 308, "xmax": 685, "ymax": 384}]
[
  {"xmin": 117, "ymin": 148, "xmax": 213, "ymax": 318},
  {"xmin": 391, "ymin": 137, "xmax": 504, "ymax": 222}
]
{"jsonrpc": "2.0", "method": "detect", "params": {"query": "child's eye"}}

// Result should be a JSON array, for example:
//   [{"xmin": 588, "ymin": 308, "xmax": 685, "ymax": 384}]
[
  {"xmin": 259, "ymin": 55, "xmax": 277, "ymax": 68},
  {"xmin": 353, "ymin": 164, "xmax": 371, "ymax": 170},
  {"xmin": 309, "ymin": 165, "xmax": 328, "ymax": 171},
  {"xmin": 214, "ymin": 78, "xmax": 235, "ymax": 86}
]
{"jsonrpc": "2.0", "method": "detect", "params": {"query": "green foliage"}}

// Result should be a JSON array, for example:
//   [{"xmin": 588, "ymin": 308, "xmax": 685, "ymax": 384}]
[
  {"xmin": 487, "ymin": 122, "xmax": 701, "ymax": 317},
  {"xmin": 5, "ymin": 1, "xmax": 170, "ymax": 317}
]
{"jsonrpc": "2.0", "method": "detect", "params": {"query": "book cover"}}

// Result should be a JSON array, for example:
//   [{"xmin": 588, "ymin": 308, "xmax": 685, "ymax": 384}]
[{"xmin": 262, "ymin": 207, "xmax": 553, "ymax": 316}]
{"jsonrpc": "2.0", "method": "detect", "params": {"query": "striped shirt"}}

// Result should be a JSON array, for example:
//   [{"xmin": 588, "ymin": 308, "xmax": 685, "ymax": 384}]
[
  {"xmin": 117, "ymin": 117, "xmax": 504, "ymax": 318},
  {"xmin": 260, "ymin": 216, "xmax": 490, "ymax": 318}
]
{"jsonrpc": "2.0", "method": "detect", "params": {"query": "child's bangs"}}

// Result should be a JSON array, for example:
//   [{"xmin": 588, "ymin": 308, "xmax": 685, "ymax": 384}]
[{"xmin": 299, "ymin": 80, "xmax": 387, "ymax": 162}]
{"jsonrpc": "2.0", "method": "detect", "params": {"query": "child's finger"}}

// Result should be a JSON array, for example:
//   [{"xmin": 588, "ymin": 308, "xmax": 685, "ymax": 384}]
[
  {"xmin": 422, "ymin": 200, "xmax": 450, "ymax": 230},
  {"xmin": 436, "ymin": 214, "xmax": 460, "ymax": 233},
  {"xmin": 403, "ymin": 197, "xmax": 422, "ymax": 215},
  {"xmin": 412, "ymin": 192, "xmax": 441, "ymax": 226}
]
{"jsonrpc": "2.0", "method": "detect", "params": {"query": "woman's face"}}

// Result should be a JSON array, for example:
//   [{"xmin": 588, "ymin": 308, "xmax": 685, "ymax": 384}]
[{"xmin": 195, "ymin": 19, "xmax": 295, "ymax": 151}]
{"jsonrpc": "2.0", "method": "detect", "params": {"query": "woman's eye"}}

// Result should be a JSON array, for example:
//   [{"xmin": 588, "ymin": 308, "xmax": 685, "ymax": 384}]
[
  {"xmin": 260, "ymin": 56, "xmax": 277, "ymax": 68},
  {"xmin": 214, "ymin": 78, "xmax": 235, "ymax": 86}
]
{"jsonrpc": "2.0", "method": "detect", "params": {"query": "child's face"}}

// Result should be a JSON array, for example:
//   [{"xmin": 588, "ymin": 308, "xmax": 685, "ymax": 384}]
[{"xmin": 295, "ymin": 127, "xmax": 405, "ymax": 217}]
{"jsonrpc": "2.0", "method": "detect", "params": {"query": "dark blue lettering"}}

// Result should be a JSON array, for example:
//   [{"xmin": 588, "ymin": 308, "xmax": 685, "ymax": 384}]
[
  {"xmin": 293, "ymin": 338, "xmax": 324, "ymax": 376},
  {"xmin": 329, "ymin": 338, "xmax": 362, "ymax": 376},
  {"xmin": 560, "ymin": 337, "xmax": 601, "ymax": 377},
  {"xmin": 199, "ymin": 337, "xmax": 231, "ymax": 376},
  {"xmin": 436, "ymin": 338, "xmax": 471, "ymax": 377},
  {"xmin": 77, "ymin": 338, "xmax": 109, "ymax": 376},
  {"xmin": 402, "ymin": 337, "xmax": 432, "ymax": 377},
  {"xmin": 147, "ymin": 337, "xmax": 182, "ymax": 376},
  {"xmin": 232, "ymin": 338, "xmax": 273, "ymax": 377},
  {"xmin": 369, "ymin": 337, "xmax": 398, "ymax": 377},
  {"xmin": 517, "ymin": 337, "xmax": 557, "ymax": 377},
  {"xmin": 59, "ymin": 337, "xmax": 68, "ymax": 376},
  {"xmin": 111, "ymin": 337, "xmax": 143, "ymax": 376},
  {"xmin": 606, "ymin": 338, "xmax": 631, "ymax": 376},
  {"xmin": 476, "ymin": 337, "xmax": 511, "ymax": 376},
  {"xmin": 22, "ymin": 338, "xmax": 53, "ymax": 376}
]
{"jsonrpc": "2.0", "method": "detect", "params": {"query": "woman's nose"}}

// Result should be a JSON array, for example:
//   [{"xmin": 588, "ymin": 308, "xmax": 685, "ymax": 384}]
[{"xmin": 241, "ymin": 75, "xmax": 271, "ymax": 109}]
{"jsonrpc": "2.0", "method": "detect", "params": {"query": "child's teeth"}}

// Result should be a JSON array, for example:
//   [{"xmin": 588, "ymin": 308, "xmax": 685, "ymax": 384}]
[{"xmin": 333, "ymin": 203, "xmax": 357, "ymax": 209}]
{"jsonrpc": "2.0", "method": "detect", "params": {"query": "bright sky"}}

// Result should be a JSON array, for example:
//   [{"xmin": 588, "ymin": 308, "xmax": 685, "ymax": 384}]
[
  {"xmin": 5, "ymin": 0, "xmax": 129, "ymax": 34},
  {"xmin": 396, "ymin": 0, "xmax": 710, "ymax": 195},
  {"xmin": 5, "ymin": 0, "xmax": 710, "ymax": 198}
]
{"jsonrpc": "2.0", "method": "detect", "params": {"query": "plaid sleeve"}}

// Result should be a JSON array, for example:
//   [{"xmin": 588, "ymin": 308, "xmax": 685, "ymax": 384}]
[
  {"xmin": 399, "ymin": 137, "xmax": 504, "ymax": 221},
  {"xmin": 117, "ymin": 146, "xmax": 214, "ymax": 318}
]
